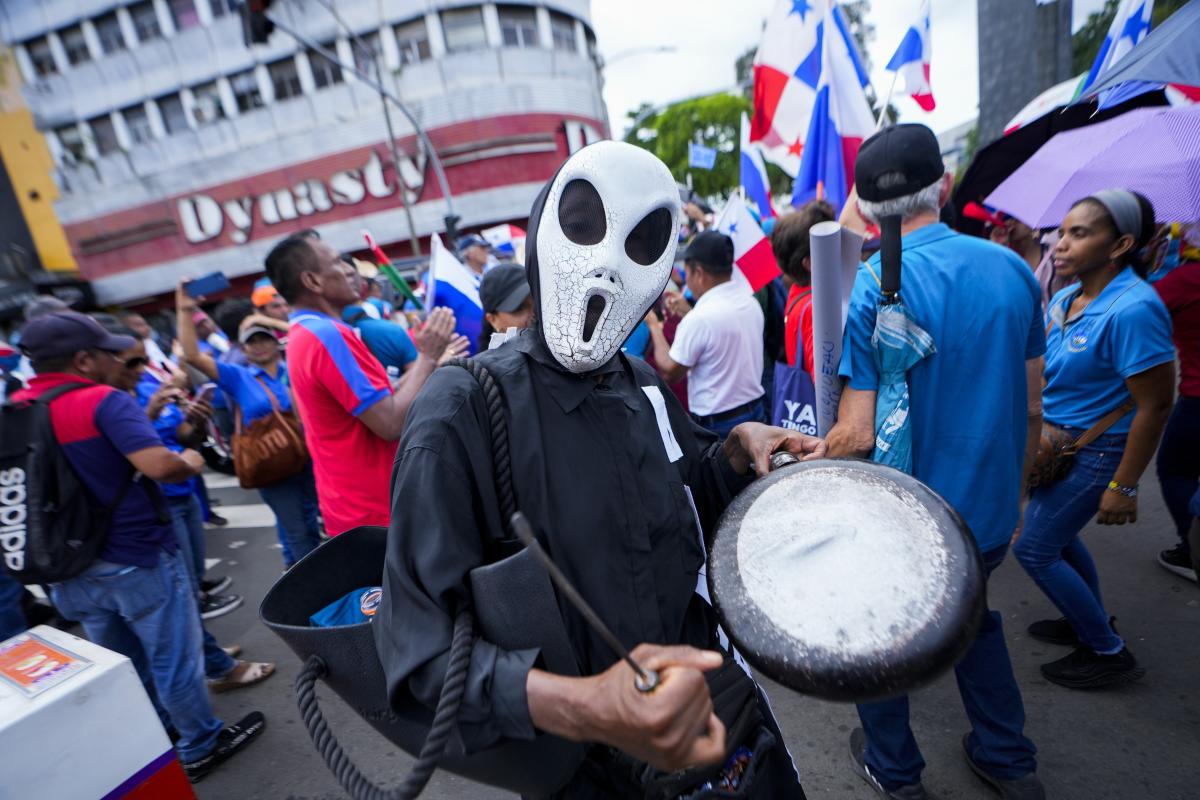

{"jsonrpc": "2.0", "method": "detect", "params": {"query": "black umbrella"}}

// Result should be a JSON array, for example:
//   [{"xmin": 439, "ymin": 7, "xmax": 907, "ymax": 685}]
[
  {"xmin": 1083, "ymin": 0, "xmax": 1200, "ymax": 101},
  {"xmin": 952, "ymin": 89, "xmax": 1168, "ymax": 236}
]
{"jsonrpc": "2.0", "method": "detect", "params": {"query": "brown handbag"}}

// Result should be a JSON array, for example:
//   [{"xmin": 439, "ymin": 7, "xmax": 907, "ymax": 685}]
[
  {"xmin": 231, "ymin": 377, "xmax": 310, "ymax": 489},
  {"xmin": 1026, "ymin": 400, "xmax": 1134, "ymax": 492}
]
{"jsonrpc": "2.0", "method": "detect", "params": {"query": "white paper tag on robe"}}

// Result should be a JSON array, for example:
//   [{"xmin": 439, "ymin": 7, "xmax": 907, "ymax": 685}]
[{"xmin": 641, "ymin": 385, "xmax": 683, "ymax": 462}]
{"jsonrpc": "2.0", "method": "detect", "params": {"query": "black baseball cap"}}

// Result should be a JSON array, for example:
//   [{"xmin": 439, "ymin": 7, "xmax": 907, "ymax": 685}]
[
  {"xmin": 854, "ymin": 124, "xmax": 944, "ymax": 202},
  {"xmin": 683, "ymin": 230, "xmax": 734, "ymax": 273},
  {"xmin": 478, "ymin": 264, "xmax": 530, "ymax": 313},
  {"xmin": 19, "ymin": 311, "xmax": 136, "ymax": 361}
]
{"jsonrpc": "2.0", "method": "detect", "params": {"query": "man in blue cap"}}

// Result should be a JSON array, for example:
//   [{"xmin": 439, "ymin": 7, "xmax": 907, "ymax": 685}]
[{"xmin": 10, "ymin": 311, "xmax": 266, "ymax": 782}]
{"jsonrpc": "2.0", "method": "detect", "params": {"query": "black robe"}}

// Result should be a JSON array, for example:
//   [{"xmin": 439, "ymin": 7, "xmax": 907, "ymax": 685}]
[{"xmin": 374, "ymin": 329, "xmax": 752, "ymax": 754}]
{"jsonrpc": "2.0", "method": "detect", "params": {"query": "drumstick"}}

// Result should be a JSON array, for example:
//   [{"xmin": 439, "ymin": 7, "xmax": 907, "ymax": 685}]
[{"xmin": 510, "ymin": 512, "xmax": 661, "ymax": 693}]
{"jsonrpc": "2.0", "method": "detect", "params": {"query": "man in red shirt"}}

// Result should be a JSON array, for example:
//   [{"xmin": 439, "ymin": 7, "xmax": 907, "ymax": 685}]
[
  {"xmin": 11, "ymin": 311, "xmax": 265, "ymax": 782},
  {"xmin": 264, "ymin": 233, "xmax": 456, "ymax": 535},
  {"xmin": 1153, "ymin": 255, "xmax": 1200, "ymax": 580}
]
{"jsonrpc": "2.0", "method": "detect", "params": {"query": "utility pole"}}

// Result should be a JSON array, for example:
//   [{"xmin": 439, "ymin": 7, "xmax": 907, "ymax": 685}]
[{"xmin": 313, "ymin": 0, "xmax": 422, "ymax": 255}]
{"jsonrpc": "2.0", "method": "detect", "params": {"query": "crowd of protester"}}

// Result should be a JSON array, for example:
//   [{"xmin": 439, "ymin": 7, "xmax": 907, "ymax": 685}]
[{"xmin": 0, "ymin": 128, "xmax": 1197, "ymax": 790}]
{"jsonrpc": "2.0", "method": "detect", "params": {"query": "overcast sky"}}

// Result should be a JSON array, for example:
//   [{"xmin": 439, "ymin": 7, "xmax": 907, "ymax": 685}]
[{"xmin": 591, "ymin": 0, "xmax": 1111, "ymax": 139}]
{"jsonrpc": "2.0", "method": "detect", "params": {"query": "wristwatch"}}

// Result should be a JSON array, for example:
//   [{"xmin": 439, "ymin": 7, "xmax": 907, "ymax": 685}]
[{"xmin": 1106, "ymin": 480, "xmax": 1138, "ymax": 498}]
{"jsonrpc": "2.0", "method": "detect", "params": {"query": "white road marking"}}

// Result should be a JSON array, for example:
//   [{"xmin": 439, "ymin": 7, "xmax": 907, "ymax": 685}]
[
  {"xmin": 203, "ymin": 473, "xmax": 242, "ymax": 490},
  {"xmin": 207, "ymin": 504, "xmax": 276, "ymax": 530}
]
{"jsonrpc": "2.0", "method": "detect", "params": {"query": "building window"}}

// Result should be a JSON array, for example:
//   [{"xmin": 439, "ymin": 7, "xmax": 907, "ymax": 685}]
[
  {"xmin": 26, "ymin": 38, "xmax": 58, "ymax": 77},
  {"xmin": 394, "ymin": 19, "xmax": 431, "ymax": 64},
  {"xmin": 230, "ymin": 69, "xmax": 264, "ymax": 111},
  {"xmin": 158, "ymin": 94, "xmax": 189, "ymax": 134},
  {"xmin": 498, "ymin": 6, "xmax": 538, "ymax": 48},
  {"xmin": 268, "ymin": 58, "xmax": 303, "ymax": 101},
  {"xmin": 208, "ymin": 0, "xmax": 237, "ymax": 17},
  {"xmin": 441, "ymin": 8, "xmax": 486, "ymax": 53},
  {"xmin": 549, "ymin": 11, "xmax": 576, "ymax": 53},
  {"xmin": 352, "ymin": 31, "xmax": 382, "ymax": 76},
  {"xmin": 94, "ymin": 12, "xmax": 127, "ymax": 54},
  {"xmin": 56, "ymin": 125, "xmax": 86, "ymax": 163},
  {"xmin": 168, "ymin": 0, "xmax": 202, "ymax": 31},
  {"xmin": 122, "ymin": 105, "xmax": 155, "ymax": 144},
  {"xmin": 129, "ymin": 1, "xmax": 163, "ymax": 42},
  {"xmin": 309, "ymin": 45, "xmax": 343, "ymax": 88},
  {"xmin": 88, "ymin": 115, "xmax": 120, "ymax": 155},
  {"xmin": 60, "ymin": 26, "xmax": 91, "ymax": 66},
  {"xmin": 192, "ymin": 81, "xmax": 226, "ymax": 125}
]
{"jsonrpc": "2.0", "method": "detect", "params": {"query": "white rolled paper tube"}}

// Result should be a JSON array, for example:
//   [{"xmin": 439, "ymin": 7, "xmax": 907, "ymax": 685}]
[{"xmin": 809, "ymin": 220, "xmax": 848, "ymax": 437}]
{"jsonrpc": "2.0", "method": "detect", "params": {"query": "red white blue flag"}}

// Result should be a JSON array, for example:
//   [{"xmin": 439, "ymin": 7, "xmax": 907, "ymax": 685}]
[
  {"xmin": 791, "ymin": 0, "xmax": 876, "ymax": 213},
  {"xmin": 740, "ymin": 113, "xmax": 776, "ymax": 220},
  {"xmin": 885, "ymin": 0, "xmax": 935, "ymax": 112},
  {"xmin": 715, "ymin": 193, "xmax": 781, "ymax": 293},
  {"xmin": 750, "ymin": 0, "xmax": 869, "ymax": 178}
]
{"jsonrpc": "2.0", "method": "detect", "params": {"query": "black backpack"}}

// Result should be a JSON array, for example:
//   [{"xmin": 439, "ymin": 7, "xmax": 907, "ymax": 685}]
[{"xmin": 0, "ymin": 382, "xmax": 138, "ymax": 584}]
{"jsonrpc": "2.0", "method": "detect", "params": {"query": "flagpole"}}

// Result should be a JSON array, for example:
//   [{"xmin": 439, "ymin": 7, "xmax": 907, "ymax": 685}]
[{"xmin": 875, "ymin": 71, "xmax": 899, "ymax": 132}]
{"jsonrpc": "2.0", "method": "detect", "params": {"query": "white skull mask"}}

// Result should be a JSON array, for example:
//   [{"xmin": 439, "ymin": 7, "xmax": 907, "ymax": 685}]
[{"xmin": 531, "ymin": 141, "xmax": 681, "ymax": 373}]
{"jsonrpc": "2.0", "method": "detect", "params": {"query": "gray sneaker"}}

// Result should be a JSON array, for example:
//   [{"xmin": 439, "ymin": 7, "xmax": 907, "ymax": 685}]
[
  {"xmin": 849, "ymin": 728, "xmax": 929, "ymax": 799},
  {"xmin": 962, "ymin": 734, "xmax": 1045, "ymax": 799}
]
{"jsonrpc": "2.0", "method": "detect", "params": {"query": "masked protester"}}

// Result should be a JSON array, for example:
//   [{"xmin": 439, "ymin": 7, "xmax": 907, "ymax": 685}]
[{"xmin": 375, "ymin": 142, "xmax": 822, "ymax": 798}]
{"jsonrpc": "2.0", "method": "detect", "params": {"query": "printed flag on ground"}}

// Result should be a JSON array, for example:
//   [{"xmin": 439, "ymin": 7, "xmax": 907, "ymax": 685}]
[
  {"xmin": 750, "ymin": 0, "xmax": 869, "ymax": 177},
  {"xmin": 885, "ymin": 0, "xmax": 935, "ymax": 112},
  {"xmin": 1077, "ymin": 0, "xmax": 1155, "ymax": 97},
  {"xmin": 481, "ymin": 224, "xmax": 526, "ymax": 258},
  {"xmin": 715, "ymin": 194, "xmax": 781, "ymax": 292},
  {"xmin": 426, "ymin": 234, "xmax": 484, "ymax": 355},
  {"xmin": 791, "ymin": 0, "xmax": 876, "ymax": 212},
  {"xmin": 740, "ymin": 113, "xmax": 777, "ymax": 221}
]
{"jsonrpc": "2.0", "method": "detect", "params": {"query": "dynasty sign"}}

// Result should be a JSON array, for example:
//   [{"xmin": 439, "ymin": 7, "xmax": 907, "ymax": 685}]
[{"xmin": 176, "ymin": 149, "xmax": 426, "ymax": 245}]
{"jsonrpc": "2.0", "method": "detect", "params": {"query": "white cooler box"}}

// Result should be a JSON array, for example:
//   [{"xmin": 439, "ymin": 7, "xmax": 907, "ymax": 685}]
[{"xmin": 0, "ymin": 625, "xmax": 195, "ymax": 799}]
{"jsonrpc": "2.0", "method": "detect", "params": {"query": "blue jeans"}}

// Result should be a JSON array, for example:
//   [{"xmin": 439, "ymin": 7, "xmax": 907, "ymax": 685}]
[
  {"xmin": 0, "ymin": 571, "xmax": 27, "ymax": 641},
  {"xmin": 167, "ymin": 494, "xmax": 236, "ymax": 679},
  {"xmin": 49, "ymin": 550, "xmax": 223, "ymax": 763},
  {"xmin": 1016, "ymin": 431, "xmax": 1125, "ymax": 654},
  {"xmin": 693, "ymin": 398, "xmax": 768, "ymax": 440},
  {"xmin": 259, "ymin": 465, "xmax": 322, "ymax": 567},
  {"xmin": 1157, "ymin": 395, "xmax": 1200, "ymax": 550},
  {"xmin": 857, "ymin": 546, "xmax": 1037, "ymax": 790}
]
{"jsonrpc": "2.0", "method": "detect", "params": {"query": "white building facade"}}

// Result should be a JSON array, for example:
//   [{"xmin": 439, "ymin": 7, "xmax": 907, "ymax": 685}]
[{"xmin": 1, "ymin": 0, "xmax": 607, "ymax": 304}]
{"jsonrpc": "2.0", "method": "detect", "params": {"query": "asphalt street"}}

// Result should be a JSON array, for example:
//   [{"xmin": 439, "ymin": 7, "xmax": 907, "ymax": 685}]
[{"xmin": 195, "ymin": 466, "xmax": 1199, "ymax": 800}]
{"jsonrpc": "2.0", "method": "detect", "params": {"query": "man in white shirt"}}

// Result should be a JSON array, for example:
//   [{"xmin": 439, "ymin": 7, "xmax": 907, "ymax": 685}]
[{"xmin": 645, "ymin": 231, "xmax": 766, "ymax": 438}]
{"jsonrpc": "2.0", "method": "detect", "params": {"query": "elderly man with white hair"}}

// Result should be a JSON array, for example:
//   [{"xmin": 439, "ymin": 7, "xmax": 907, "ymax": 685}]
[{"xmin": 826, "ymin": 124, "xmax": 1047, "ymax": 800}]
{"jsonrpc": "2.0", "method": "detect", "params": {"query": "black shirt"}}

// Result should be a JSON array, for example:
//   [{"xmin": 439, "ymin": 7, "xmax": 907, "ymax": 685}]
[{"xmin": 375, "ymin": 329, "xmax": 751, "ymax": 752}]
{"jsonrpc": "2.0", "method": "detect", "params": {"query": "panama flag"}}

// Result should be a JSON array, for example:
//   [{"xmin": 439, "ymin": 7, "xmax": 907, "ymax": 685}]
[
  {"xmin": 885, "ymin": 0, "xmax": 935, "ymax": 112},
  {"xmin": 481, "ymin": 223, "xmax": 526, "ymax": 258},
  {"xmin": 791, "ymin": 0, "xmax": 876, "ymax": 212},
  {"xmin": 750, "ymin": 0, "xmax": 869, "ymax": 177},
  {"xmin": 426, "ymin": 234, "xmax": 484, "ymax": 354},
  {"xmin": 715, "ymin": 194, "xmax": 781, "ymax": 293},
  {"xmin": 1078, "ymin": 0, "xmax": 1154, "ymax": 97},
  {"xmin": 740, "ymin": 113, "xmax": 776, "ymax": 221}
]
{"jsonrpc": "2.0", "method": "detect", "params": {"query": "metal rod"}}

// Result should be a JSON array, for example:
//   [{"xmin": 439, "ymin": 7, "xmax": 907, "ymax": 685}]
[
  {"xmin": 264, "ymin": 12, "xmax": 457, "ymax": 224},
  {"xmin": 310, "ymin": 0, "xmax": 422, "ymax": 256},
  {"xmin": 510, "ymin": 512, "xmax": 660, "ymax": 692}
]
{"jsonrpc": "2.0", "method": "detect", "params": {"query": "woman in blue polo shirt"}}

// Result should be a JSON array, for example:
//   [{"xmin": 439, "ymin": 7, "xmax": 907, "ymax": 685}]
[
  {"xmin": 177, "ymin": 290, "xmax": 322, "ymax": 567},
  {"xmin": 1016, "ymin": 189, "xmax": 1175, "ymax": 690}
]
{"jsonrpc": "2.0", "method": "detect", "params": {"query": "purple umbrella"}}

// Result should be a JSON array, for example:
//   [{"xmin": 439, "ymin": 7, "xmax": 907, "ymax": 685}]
[{"xmin": 985, "ymin": 106, "xmax": 1200, "ymax": 228}]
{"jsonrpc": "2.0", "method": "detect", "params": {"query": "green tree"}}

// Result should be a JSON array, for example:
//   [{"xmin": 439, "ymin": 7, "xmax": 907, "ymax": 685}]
[
  {"xmin": 1072, "ymin": 0, "xmax": 1189, "ymax": 75},
  {"xmin": 624, "ymin": 93, "xmax": 751, "ymax": 197}
]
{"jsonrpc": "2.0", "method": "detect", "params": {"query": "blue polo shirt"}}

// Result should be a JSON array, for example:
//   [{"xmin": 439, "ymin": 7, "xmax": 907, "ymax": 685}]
[
  {"xmin": 214, "ymin": 360, "xmax": 292, "ymax": 427},
  {"xmin": 1043, "ymin": 266, "xmax": 1174, "ymax": 434},
  {"xmin": 342, "ymin": 305, "xmax": 417, "ymax": 377},
  {"xmin": 840, "ymin": 223, "xmax": 1046, "ymax": 554}
]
